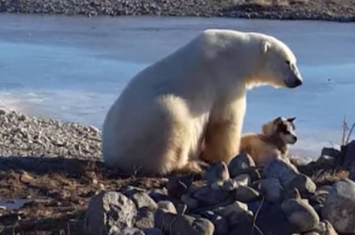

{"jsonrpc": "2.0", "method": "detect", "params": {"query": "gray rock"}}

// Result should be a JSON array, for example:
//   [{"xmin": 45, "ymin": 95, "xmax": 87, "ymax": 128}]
[
  {"xmin": 84, "ymin": 191, "xmax": 137, "ymax": 235},
  {"xmin": 263, "ymin": 158, "xmax": 299, "ymax": 187},
  {"xmin": 155, "ymin": 210, "xmax": 214, "ymax": 235},
  {"xmin": 302, "ymin": 232, "xmax": 319, "ymax": 235},
  {"xmin": 111, "ymin": 228, "xmax": 145, "ymax": 235},
  {"xmin": 143, "ymin": 228, "xmax": 163, "ymax": 235},
  {"xmin": 322, "ymin": 179, "xmax": 355, "ymax": 233},
  {"xmin": 222, "ymin": 179, "xmax": 238, "ymax": 191},
  {"xmin": 204, "ymin": 162, "xmax": 230, "ymax": 183},
  {"xmin": 142, "ymin": 228, "xmax": 162, "ymax": 235},
  {"xmin": 129, "ymin": 192, "xmax": 158, "ymax": 211},
  {"xmin": 192, "ymin": 186, "xmax": 231, "ymax": 206},
  {"xmin": 259, "ymin": 178, "xmax": 283, "ymax": 203},
  {"xmin": 282, "ymin": 198, "xmax": 320, "ymax": 233},
  {"xmin": 213, "ymin": 216, "xmax": 229, "ymax": 235},
  {"xmin": 233, "ymin": 174, "xmax": 251, "ymax": 186},
  {"xmin": 323, "ymin": 220, "xmax": 338, "ymax": 235},
  {"xmin": 228, "ymin": 153, "xmax": 256, "ymax": 178},
  {"xmin": 254, "ymin": 204, "xmax": 294, "ymax": 235},
  {"xmin": 287, "ymin": 174, "xmax": 316, "ymax": 194},
  {"xmin": 321, "ymin": 147, "xmax": 340, "ymax": 159},
  {"xmin": 342, "ymin": 140, "xmax": 355, "ymax": 170},
  {"xmin": 157, "ymin": 201, "xmax": 177, "ymax": 214},
  {"xmin": 220, "ymin": 201, "xmax": 253, "ymax": 226},
  {"xmin": 176, "ymin": 203, "xmax": 188, "ymax": 214},
  {"xmin": 235, "ymin": 186, "xmax": 260, "ymax": 203},
  {"xmin": 135, "ymin": 207, "xmax": 155, "ymax": 229},
  {"xmin": 181, "ymin": 194, "xmax": 199, "ymax": 209},
  {"xmin": 148, "ymin": 188, "xmax": 169, "ymax": 202}
]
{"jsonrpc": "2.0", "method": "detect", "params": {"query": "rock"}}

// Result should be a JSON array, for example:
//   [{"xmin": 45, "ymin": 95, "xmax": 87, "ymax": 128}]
[
  {"xmin": 148, "ymin": 188, "xmax": 169, "ymax": 202},
  {"xmin": 129, "ymin": 192, "xmax": 158, "ymax": 211},
  {"xmin": 235, "ymin": 185, "xmax": 260, "ymax": 203},
  {"xmin": 192, "ymin": 186, "xmax": 231, "ymax": 206},
  {"xmin": 281, "ymin": 198, "xmax": 320, "ymax": 233},
  {"xmin": 167, "ymin": 176, "xmax": 190, "ymax": 198},
  {"xmin": 322, "ymin": 179, "xmax": 355, "ymax": 233},
  {"xmin": 233, "ymin": 174, "xmax": 251, "ymax": 186},
  {"xmin": 84, "ymin": 191, "xmax": 137, "ymax": 235},
  {"xmin": 259, "ymin": 178, "xmax": 283, "ymax": 203},
  {"xmin": 263, "ymin": 158, "xmax": 299, "ymax": 187},
  {"xmin": 176, "ymin": 203, "xmax": 188, "ymax": 214},
  {"xmin": 323, "ymin": 220, "xmax": 338, "ymax": 235},
  {"xmin": 287, "ymin": 174, "xmax": 316, "ymax": 195},
  {"xmin": 228, "ymin": 153, "xmax": 256, "ymax": 178},
  {"xmin": 157, "ymin": 201, "xmax": 177, "ymax": 213},
  {"xmin": 213, "ymin": 216, "xmax": 229, "ymax": 235},
  {"xmin": 204, "ymin": 162, "xmax": 230, "ymax": 183},
  {"xmin": 112, "ymin": 228, "xmax": 145, "ymax": 235},
  {"xmin": 220, "ymin": 201, "xmax": 253, "ymax": 226},
  {"xmin": 255, "ymin": 203, "xmax": 293, "ymax": 235},
  {"xmin": 135, "ymin": 207, "xmax": 155, "ymax": 229},
  {"xmin": 310, "ymin": 186, "xmax": 330, "ymax": 206},
  {"xmin": 222, "ymin": 179, "xmax": 238, "ymax": 191},
  {"xmin": 181, "ymin": 194, "xmax": 199, "ymax": 209},
  {"xmin": 155, "ymin": 210, "xmax": 214, "ymax": 235},
  {"xmin": 342, "ymin": 140, "xmax": 355, "ymax": 169},
  {"xmin": 143, "ymin": 228, "xmax": 162, "ymax": 235},
  {"xmin": 321, "ymin": 147, "xmax": 340, "ymax": 159},
  {"xmin": 316, "ymin": 155, "xmax": 336, "ymax": 166},
  {"xmin": 303, "ymin": 232, "xmax": 319, "ymax": 235}
]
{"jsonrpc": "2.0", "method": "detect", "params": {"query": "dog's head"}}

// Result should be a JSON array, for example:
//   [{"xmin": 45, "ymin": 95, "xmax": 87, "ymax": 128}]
[{"xmin": 262, "ymin": 117, "xmax": 297, "ymax": 144}]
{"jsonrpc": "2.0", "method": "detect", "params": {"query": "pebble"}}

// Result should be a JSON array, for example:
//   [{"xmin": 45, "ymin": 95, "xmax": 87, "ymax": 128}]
[{"xmin": 0, "ymin": 111, "xmax": 101, "ymax": 158}]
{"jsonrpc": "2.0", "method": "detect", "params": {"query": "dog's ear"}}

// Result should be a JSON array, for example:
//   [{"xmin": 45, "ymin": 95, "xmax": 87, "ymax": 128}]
[
  {"xmin": 287, "ymin": 117, "xmax": 296, "ymax": 123},
  {"xmin": 274, "ymin": 117, "xmax": 282, "ymax": 124}
]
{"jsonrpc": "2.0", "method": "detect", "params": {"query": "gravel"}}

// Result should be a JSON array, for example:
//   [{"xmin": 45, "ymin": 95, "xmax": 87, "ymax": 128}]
[
  {"xmin": 0, "ymin": 0, "xmax": 355, "ymax": 22},
  {"xmin": 0, "ymin": 110, "xmax": 101, "ymax": 159}
]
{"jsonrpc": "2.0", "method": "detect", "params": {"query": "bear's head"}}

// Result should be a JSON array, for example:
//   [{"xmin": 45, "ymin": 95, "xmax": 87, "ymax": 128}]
[{"xmin": 254, "ymin": 36, "xmax": 303, "ymax": 89}]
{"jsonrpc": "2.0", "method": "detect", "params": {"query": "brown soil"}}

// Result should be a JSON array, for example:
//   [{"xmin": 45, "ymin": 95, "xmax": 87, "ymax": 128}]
[
  {"xmin": 0, "ymin": 157, "xmax": 166, "ymax": 235},
  {"xmin": 0, "ymin": 155, "xmax": 348, "ymax": 235}
]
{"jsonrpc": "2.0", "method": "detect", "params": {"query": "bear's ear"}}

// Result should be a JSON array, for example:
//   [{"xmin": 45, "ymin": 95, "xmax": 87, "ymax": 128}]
[{"xmin": 261, "ymin": 41, "xmax": 271, "ymax": 54}]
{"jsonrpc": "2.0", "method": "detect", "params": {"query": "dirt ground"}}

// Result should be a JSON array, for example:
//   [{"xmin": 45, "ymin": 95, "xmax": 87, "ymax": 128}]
[
  {"xmin": 0, "ymin": 155, "xmax": 348, "ymax": 235},
  {"xmin": 0, "ymin": 157, "xmax": 167, "ymax": 235}
]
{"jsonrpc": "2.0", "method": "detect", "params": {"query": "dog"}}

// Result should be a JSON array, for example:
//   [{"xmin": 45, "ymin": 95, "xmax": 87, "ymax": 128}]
[{"xmin": 240, "ymin": 117, "xmax": 297, "ymax": 166}]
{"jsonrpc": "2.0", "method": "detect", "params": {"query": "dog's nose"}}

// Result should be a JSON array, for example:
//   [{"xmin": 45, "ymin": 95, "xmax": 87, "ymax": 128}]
[
  {"xmin": 295, "ymin": 79, "xmax": 302, "ymax": 86},
  {"xmin": 294, "ymin": 136, "xmax": 298, "ymax": 142}
]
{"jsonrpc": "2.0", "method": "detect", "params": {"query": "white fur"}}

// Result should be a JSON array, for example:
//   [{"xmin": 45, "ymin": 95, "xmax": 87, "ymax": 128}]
[{"xmin": 101, "ymin": 29, "xmax": 303, "ymax": 175}]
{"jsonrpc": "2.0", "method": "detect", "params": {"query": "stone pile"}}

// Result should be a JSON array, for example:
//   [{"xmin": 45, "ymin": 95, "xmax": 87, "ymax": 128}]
[{"xmin": 84, "ymin": 148, "xmax": 355, "ymax": 235}]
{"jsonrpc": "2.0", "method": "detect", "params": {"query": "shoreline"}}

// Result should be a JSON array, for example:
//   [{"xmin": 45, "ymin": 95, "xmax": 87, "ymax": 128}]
[{"xmin": 1, "ymin": 0, "xmax": 355, "ymax": 22}]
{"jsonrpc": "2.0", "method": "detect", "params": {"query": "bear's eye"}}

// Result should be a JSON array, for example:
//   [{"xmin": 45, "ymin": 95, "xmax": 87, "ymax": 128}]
[{"xmin": 285, "ymin": 60, "xmax": 291, "ymax": 65}]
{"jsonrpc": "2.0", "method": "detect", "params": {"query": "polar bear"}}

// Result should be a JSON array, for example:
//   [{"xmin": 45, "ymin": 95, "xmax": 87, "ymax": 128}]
[{"xmin": 102, "ymin": 29, "xmax": 303, "ymax": 175}]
